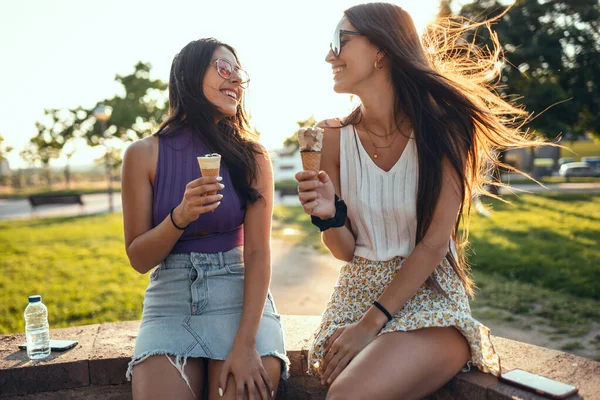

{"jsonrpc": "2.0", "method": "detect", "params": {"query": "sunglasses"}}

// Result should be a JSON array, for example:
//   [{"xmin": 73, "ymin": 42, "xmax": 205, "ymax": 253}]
[
  {"xmin": 330, "ymin": 29, "xmax": 363, "ymax": 58},
  {"xmin": 214, "ymin": 58, "xmax": 250, "ymax": 89}
]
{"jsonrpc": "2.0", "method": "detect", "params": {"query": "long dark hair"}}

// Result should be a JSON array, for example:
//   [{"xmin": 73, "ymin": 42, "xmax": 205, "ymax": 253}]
[
  {"xmin": 157, "ymin": 38, "xmax": 262, "ymax": 206},
  {"xmin": 343, "ymin": 3, "xmax": 541, "ymax": 297}
]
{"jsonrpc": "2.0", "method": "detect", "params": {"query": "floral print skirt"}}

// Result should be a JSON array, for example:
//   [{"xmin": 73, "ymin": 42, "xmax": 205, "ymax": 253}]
[{"xmin": 307, "ymin": 255, "xmax": 501, "ymax": 377}]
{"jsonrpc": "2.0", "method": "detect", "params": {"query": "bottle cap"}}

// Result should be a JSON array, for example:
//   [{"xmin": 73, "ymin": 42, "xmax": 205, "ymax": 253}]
[{"xmin": 28, "ymin": 295, "xmax": 42, "ymax": 303}]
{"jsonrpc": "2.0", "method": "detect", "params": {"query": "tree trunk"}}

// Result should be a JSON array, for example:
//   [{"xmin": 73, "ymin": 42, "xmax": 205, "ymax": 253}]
[
  {"xmin": 528, "ymin": 147, "xmax": 536, "ymax": 177},
  {"xmin": 12, "ymin": 169, "xmax": 23, "ymax": 189},
  {"xmin": 64, "ymin": 163, "xmax": 71, "ymax": 189},
  {"xmin": 106, "ymin": 152, "xmax": 114, "ymax": 212},
  {"xmin": 44, "ymin": 165, "xmax": 52, "ymax": 188}
]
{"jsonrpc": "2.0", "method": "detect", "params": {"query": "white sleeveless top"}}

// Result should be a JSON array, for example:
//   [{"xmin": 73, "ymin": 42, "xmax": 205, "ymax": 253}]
[{"xmin": 339, "ymin": 124, "xmax": 419, "ymax": 261}]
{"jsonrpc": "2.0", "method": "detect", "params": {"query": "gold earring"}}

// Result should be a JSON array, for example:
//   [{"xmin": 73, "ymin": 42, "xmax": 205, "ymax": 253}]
[{"xmin": 375, "ymin": 59, "xmax": 383, "ymax": 70}]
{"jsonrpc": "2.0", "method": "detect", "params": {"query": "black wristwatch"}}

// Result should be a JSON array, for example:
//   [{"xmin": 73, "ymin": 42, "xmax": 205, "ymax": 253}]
[{"xmin": 310, "ymin": 195, "xmax": 347, "ymax": 232}]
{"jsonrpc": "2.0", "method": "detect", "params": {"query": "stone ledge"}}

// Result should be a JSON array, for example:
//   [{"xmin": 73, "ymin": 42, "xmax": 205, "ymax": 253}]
[{"xmin": 1, "ymin": 316, "xmax": 598, "ymax": 399}]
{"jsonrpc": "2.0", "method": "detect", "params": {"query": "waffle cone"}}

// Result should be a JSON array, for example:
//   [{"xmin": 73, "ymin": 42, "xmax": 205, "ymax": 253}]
[
  {"xmin": 301, "ymin": 151, "xmax": 321, "ymax": 172},
  {"xmin": 200, "ymin": 167, "xmax": 220, "ymax": 195}
]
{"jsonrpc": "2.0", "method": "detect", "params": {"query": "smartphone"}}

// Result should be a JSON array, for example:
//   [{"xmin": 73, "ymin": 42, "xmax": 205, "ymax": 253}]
[
  {"xmin": 19, "ymin": 339, "xmax": 79, "ymax": 352},
  {"xmin": 499, "ymin": 368, "xmax": 578, "ymax": 399}
]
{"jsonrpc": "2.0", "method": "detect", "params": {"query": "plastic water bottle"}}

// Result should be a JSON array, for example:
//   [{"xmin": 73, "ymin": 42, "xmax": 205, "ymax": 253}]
[{"xmin": 24, "ymin": 295, "xmax": 51, "ymax": 360}]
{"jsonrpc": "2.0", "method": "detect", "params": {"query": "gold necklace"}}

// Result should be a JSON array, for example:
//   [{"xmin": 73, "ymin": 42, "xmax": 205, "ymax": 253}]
[
  {"xmin": 363, "ymin": 122, "xmax": 402, "ymax": 138},
  {"xmin": 361, "ymin": 116, "xmax": 406, "ymax": 137},
  {"xmin": 362, "ymin": 123, "xmax": 401, "ymax": 159}
]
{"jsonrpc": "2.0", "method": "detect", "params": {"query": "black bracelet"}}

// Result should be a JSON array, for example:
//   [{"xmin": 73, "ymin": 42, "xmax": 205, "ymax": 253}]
[
  {"xmin": 170, "ymin": 207, "xmax": 188, "ymax": 230},
  {"xmin": 373, "ymin": 301, "xmax": 393, "ymax": 322},
  {"xmin": 310, "ymin": 194, "xmax": 347, "ymax": 232}
]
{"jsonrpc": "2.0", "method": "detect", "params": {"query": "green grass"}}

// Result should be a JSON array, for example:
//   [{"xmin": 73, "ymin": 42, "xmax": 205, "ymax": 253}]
[
  {"xmin": 274, "ymin": 180, "xmax": 298, "ymax": 191},
  {"xmin": 468, "ymin": 193, "xmax": 600, "ymax": 300},
  {"xmin": 272, "ymin": 205, "xmax": 325, "ymax": 252},
  {"xmin": 0, "ymin": 213, "xmax": 145, "ymax": 334},
  {"xmin": 561, "ymin": 341, "xmax": 585, "ymax": 352},
  {"xmin": 471, "ymin": 271, "xmax": 600, "ymax": 336}
]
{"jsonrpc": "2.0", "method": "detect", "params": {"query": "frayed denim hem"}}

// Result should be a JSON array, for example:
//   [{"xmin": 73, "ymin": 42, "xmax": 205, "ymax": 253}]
[
  {"xmin": 126, "ymin": 349, "xmax": 291, "ymax": 393},
  {"xmin": 126, "ymin": 352, "xmax": 196, "ymax": 397}
]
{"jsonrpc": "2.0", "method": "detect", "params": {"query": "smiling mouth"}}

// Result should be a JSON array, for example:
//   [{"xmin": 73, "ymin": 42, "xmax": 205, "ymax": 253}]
[
  {"xmin": 221, "ymin": 89, "xmax": 238, "ymax": 101},
  {"xmin": 332, "ymin": 66, "xmax": 345, "ymax": 75}
]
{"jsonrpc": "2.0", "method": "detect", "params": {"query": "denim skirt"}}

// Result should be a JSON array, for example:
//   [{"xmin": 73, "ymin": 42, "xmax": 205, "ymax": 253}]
[{"xmin": 126, "ymin": 246, "xmax": 289, "ymax": 381}]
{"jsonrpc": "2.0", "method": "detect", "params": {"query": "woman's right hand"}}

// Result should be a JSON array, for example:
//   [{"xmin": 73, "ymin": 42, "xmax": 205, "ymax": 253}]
[
  {"xmin": 173, "ymin": 176, "xmax": 224, "ymax": 227},
  {"xmin": 295, "ymin": 170, "xmax": 336, "ymax": 219}
]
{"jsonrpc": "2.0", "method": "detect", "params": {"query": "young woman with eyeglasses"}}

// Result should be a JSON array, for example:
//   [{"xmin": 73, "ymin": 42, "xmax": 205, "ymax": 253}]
[
  {"xmin": 122, "ymin": 38, "xmax": 287, "ymax": 400},
  {"xmin": 296, "ymin": 3, "xmax": 541, "ymax": 399}
]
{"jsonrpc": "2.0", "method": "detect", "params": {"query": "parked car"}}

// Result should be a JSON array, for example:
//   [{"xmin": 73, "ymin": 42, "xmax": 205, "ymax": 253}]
[
  {"xmin": 558, "ymin": 162, "xmax": 600, "ymax": 178},
  {"xmin": 558, "ymin": 157, "xmax": 575, "ymax": 166},
  {"xmin": 581, "ymin": 156, "xmax": 600, "ymax": 168}
]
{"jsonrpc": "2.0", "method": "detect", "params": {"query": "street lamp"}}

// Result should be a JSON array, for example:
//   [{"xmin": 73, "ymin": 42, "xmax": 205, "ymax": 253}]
[{"xmin": 92, "ymin": 105, "xmax": 114, "ymax": 213}]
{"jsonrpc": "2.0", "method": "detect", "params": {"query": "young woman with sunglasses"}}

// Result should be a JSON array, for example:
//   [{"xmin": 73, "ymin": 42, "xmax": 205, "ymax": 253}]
[
  {"xmin": 296, "ymin": 3, "xmax": 540, "ymax": 399},
  {"xmin": 122, "ymin": 38, "xmax": 287, "ymax": 400}
]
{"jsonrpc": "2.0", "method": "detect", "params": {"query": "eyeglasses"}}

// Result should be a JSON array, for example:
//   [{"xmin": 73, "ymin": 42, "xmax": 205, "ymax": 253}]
[
  {"xmin": 214, "ymin": 58, "xmax": 250, "ymax": 89},
  {"xmin": 330, "ymin": 29, "xmax": 363, "ymax": 58}
]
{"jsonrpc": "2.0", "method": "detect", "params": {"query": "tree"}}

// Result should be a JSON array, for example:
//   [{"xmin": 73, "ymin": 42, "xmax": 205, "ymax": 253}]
[
  {"xmin": 94, "ymin": 147, "xmax": 122, "ymax": 179},
  {"xmin": 23, "ymin": 119, "xmax": 66, "ymax": 188},
  {"xmin": 84, "ymin": 61, "xmax": 168, "ymax": 147},
  {"xmin": 32, "ymin": 108, "xmax": 88, "ymax": 188},
  {"xmin": 282, "ymin": 115, "xmax": 318, "ymax": 151},
  {"xmin": 457, "ymin": 0, "xmax": 600, "ymax": 140},
  {"xmin": 83, "ymin": 62, "xmax": 168, "ymax": 206},
  {"xmin": 41, "ymin": 61, "xmax": 168, "ymax": 195}
]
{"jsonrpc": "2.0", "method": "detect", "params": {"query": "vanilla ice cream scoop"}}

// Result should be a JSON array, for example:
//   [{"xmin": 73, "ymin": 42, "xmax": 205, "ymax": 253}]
[{"xmin": 197, "ymin": 153, "xmax": 221, "ymax": 171}]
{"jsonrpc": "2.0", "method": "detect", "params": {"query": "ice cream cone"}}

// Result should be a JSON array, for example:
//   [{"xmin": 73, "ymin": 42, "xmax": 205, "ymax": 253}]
[
  {"xmin": 197, "ymin": 153, "xmax": 221, "ymax": 195},
  {"xmin": 298, "ymin": 127, "xmax": 324, "ymax": 177},
  {"xmin": 301, "ymin": 151, "xmax": 322, "ymax": 172}
]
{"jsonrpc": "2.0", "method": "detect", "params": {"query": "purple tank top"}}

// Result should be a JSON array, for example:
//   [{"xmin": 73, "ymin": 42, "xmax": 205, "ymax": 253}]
[{"xmin": 152, "ymin": 128, "xmax": 245, "ymax": 254}]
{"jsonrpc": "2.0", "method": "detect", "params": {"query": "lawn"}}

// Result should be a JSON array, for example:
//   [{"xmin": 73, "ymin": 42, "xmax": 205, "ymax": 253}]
[
  {"xmin": 0, "ymin": 213, "xmax": 145, "ymax": 334},
  {"xmin": 467, "ymin": 193, "xmax": 599, "ymax": 300}
]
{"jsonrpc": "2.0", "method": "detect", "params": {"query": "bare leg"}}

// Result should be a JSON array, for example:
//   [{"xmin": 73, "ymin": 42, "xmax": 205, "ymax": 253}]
[
  {"xmin": 132, "ymin": 355, "xmax": 206, "ymax": 400},
  {"xmin": 207, "ymin": 356, "xmax": 282, "ymax": 400},
  {"xmin": 326, "ymin": 327, "xmax": 470, "ymax": 400}
]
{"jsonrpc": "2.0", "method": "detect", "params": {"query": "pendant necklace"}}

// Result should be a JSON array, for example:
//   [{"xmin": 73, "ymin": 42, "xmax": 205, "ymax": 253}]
[{"xmin": 362, "ymin": 122, "xmax": 401, "ymax": 159}]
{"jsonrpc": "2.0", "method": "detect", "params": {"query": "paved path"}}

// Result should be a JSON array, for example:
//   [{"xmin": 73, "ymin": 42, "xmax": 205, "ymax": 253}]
[
  {"xmin": 0, "ymin": 193, "xmax": 122, "ymax": 220},
  {"xmin": 499, "ymin": 182, "xmax": 600, "ymax": 194},
  {"xmin": 1, "ymin": 183, "xmax": 599, "ymax": 221},
  {"xmin": 270, "ymin": 240, "xmax": 341, "ymax": 316}
]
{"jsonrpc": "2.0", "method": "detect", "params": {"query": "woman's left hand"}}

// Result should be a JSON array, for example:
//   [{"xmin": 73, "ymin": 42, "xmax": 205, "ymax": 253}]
[
  {"xmin": 219, "ymin": 341, "xmax": 274, "ymax": 400},
  {"xmin": 320, "ymin": 322, "xmax": 378, "ymax": 386}
]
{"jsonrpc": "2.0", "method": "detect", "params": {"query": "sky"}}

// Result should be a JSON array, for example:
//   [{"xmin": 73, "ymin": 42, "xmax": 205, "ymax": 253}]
[{"xmin": 0, "ymin": 0, "xmax": 443, "ymax": 169}]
